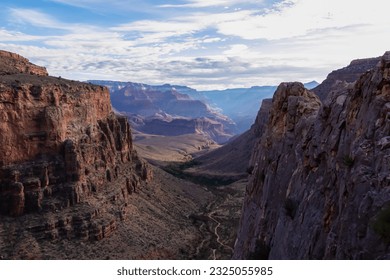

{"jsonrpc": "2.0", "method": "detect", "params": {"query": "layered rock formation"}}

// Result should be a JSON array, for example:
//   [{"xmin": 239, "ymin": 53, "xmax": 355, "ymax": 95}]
[
  {"xmin": 140, "ymin": 117, "xmax": 232, "ymax": 144},
  {"xmin": 233, "ymin": 52, "xmax": 390, "ymax": 259},
  {"xmin": 0, "ymin": 51, "xmax": 151, "ymax": 245},
  {"xmin": 0, "ymin": 50, "xmax": 48, "ymax": 76},
  {"xmin": 90, "ymin": 81, "xmax": 235, "ymax": 143}
]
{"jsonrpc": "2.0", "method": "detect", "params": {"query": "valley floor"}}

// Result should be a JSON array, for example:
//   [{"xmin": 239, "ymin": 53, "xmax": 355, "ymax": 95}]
[{"xmin": 0, "ymin": 161, "xmax": 245, "ymax": 260}]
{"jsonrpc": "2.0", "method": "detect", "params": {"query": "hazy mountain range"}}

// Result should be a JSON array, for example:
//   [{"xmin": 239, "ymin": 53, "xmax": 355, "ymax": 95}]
[{"xmin": 90, "ymin": 80, "xmax": 319, "ymax": 135}]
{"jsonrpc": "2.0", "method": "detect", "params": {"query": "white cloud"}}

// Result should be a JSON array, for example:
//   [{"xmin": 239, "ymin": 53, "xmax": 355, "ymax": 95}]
[
  {"xmin": 159, "ymin": 0, "xmax": 264, "ymax": 8},
  {"xmin": 0, "ymin": 29, "xmax": 44, "ymax": 42},
  {"xmin": 9, "ymin": 8, "xmax": 70, "ymax": 30},
  {"xmin": 47, "ymin": 0, "xmax": 157, "ymax": 14},
  {"xmin": 215, "ymin": 0, "xmax": 390, "ymax": 40},
  {"xmin": 223, "ymin": 44, "xmax": 249, "ymax": 56},
  {"xmin": 159, "ymin": 0, "xmax": 264, "ymax": 9},
  {"xmin": 1, "ymin": 0, "xmax": 390, "ymax": 90}
]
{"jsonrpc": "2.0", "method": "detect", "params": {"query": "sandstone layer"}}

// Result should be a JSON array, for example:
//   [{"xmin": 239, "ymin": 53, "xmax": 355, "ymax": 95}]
[
  {"xmin": 0, "ymin": 50, "xmax": 48, "ymax": 76},
  {"xmin": 234, "ymin": 52, "xmax": 390, "ymax": 259}
]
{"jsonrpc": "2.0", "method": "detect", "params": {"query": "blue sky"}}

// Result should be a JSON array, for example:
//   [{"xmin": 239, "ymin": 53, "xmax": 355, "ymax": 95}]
[{"xmin": 1, "ymin": 0, "xmax": 389, "ymax": 90}]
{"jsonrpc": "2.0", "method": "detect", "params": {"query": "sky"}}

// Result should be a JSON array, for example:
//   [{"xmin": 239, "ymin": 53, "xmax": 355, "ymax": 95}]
[{"xmin": 1, "ymin": 0, "xmax": 389, "ymax": 90}]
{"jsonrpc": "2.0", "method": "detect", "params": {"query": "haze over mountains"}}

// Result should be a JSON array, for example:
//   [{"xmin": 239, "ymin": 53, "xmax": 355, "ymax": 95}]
[
  {"xmin": 91, "ymin": 80, "xmax": 319, "ymax": 139},
  {"xmin": 90, "ymin": 80, "xmax": 235, "ymax": 144}
]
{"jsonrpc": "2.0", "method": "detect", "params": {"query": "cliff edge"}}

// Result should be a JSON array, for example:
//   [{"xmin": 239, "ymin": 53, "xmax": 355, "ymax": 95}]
[{"xmin": 0, "ymin": 50, "xmax": 153, "ymax": 257}]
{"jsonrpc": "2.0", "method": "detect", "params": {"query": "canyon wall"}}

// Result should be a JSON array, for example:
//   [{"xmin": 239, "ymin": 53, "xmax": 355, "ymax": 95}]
[
  {"xmin": 0, "ymin": 51, "xmax": 151, "ymax": 245},
  {"xmin": 234, "ymin": 52, "xmax": 390, "ymax": 259}
]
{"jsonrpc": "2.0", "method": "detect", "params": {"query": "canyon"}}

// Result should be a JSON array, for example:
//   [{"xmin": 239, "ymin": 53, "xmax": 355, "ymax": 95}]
[
  {"xmin": 0, "ymin": 50, "xmax": 239, "ymax": 260},
  {"xmin": 1, "ymin": 49, "xmax": 389, "ymax": 260}
]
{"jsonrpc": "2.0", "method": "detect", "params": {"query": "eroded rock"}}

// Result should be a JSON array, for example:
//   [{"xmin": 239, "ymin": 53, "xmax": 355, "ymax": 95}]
[
  {"xmin": 0, "ymin": 51, "xmax": 152, "ymax": 257},
  {"xmin": 234, "ymin": 52, "xmax": 390, "ymax": 260}
]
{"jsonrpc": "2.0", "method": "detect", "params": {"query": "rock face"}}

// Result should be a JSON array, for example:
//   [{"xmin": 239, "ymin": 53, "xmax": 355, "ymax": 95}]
[
  {"xmin": 313, "ymin": 57, "xmax": 381, "ymax": 101},
  {"xmin": 0, "ymin": 50, "xmax": 151, "ymax": 240},
  {"xmin": 233, "ymin": 52, "xmax": 390, "ymax": 259},
  {"xmin": 0, "ymin": 50, "xmax": 48, "ymax": 76}
]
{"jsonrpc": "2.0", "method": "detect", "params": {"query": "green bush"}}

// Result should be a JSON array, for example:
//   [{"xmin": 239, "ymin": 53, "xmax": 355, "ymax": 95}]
[
  {"xmin": 372, "ymin": 205, "xmax": 390, "ymax": 243},
  {"xmin": 343, "ymin": 155, "xmax": 355, "ymax": 167}
]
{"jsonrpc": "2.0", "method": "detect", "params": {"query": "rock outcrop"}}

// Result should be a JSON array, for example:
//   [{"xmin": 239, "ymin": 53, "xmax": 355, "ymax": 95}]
[
  {"xmin": 0, "ymin": 50, "xmax": 48, "ymax": 76},
  {"xmin": 233, "ymin": 52, "xmax": 390, "ymax": 259},
  {"xmin": 313, "ymin": 57, "xmax": 381, "ymax": 101},
  {"xmin": 0, "ymin": 51, "xmax": 151, "ymax": 247}
]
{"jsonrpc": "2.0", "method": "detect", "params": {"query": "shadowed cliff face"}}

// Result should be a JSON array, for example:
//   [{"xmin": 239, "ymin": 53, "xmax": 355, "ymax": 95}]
[
  {"xmin": 186, "ymin": 99, "xmax": 272, "ymax": 181},
  {"xmin": 233, "ymin": 52, "xmax": 390, "ymax": 260}
]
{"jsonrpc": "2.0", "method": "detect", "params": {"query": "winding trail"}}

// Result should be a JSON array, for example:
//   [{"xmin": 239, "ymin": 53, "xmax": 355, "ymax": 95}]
[
  {"xmin": 208, "ymin": 210, "xmax": 234, "ymax": 253},
  {"xmin": 193, "ymin": 193, "xmax": 238, "ymax": 260}
]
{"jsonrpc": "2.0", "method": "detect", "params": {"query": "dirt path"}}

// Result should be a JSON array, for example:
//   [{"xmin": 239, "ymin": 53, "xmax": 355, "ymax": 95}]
[
  {"xmin": 194, "ymin": 196, "xmax": 235, "ymax": 260},
  {"xmin": 208, "ymin": 210, "xmax": 234, "ymax": 253}
]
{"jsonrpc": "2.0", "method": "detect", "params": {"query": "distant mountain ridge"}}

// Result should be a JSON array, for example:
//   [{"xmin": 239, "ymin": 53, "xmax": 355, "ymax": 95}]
[
  {"xmin": 90, "ymin": 80, "xmax": 236, "ymax": 143},
  {"xmin": 90, "ymin": 80, "xmax": 318, "ymax": 134}
]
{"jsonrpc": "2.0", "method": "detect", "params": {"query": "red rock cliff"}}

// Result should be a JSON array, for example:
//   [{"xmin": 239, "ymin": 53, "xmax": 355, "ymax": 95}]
[{"xmin": 0, "ymin": 50, "xmax": 151, "ymax": 218}]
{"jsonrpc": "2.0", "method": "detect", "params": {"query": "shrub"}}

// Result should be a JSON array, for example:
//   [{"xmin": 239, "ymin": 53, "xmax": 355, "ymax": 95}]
[
  {"xmin": 372, "ymin": 205, "xmax": 390, "ymax": 243},
  {"xmin": 246, "ymin": 166, "xmax": 254, "ymax": 175},
  {"xmin": 343, "ymin": 155, "xmax": 355, "ymax": 167}
]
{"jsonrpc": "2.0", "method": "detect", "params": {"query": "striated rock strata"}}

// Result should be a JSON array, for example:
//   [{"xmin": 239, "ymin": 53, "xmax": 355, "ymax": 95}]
[
  {"xmin": 234, "ymin": 52, "xmax": 390, "ymax": 259},
  {"xmin": 0, "ymin": 50, "xmax": 152, "ymax": 253},
  {"xmin": 90, "ymin": 80, "xmax": 236, "ymax": 143},
  {"xmin": 0, "ymin": 50, "xmax": 48, "ymax": 76}
]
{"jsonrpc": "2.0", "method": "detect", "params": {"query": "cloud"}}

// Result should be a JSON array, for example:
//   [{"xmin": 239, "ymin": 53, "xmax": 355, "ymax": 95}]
[
  {"xmin": 1, "ymin": 0, "xmax": 390, "ymax": 91},
  {"xmin": 9, "ymin": 8, "xmax": 70, "ymax": 30},
  {"xmin": 215, "ymin": 0, "xmax": 389, "ymax": 40},
  {"xmin": 0, "ymin": 29, "xmax": 44, "ymax": 42},
  {"xmin": 47, "ymin": 0, "xmax": 160, "ymax": 14},
  {"xmin": 159, "ymin": 0, "xmax": 264, "ymax": 8}
]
